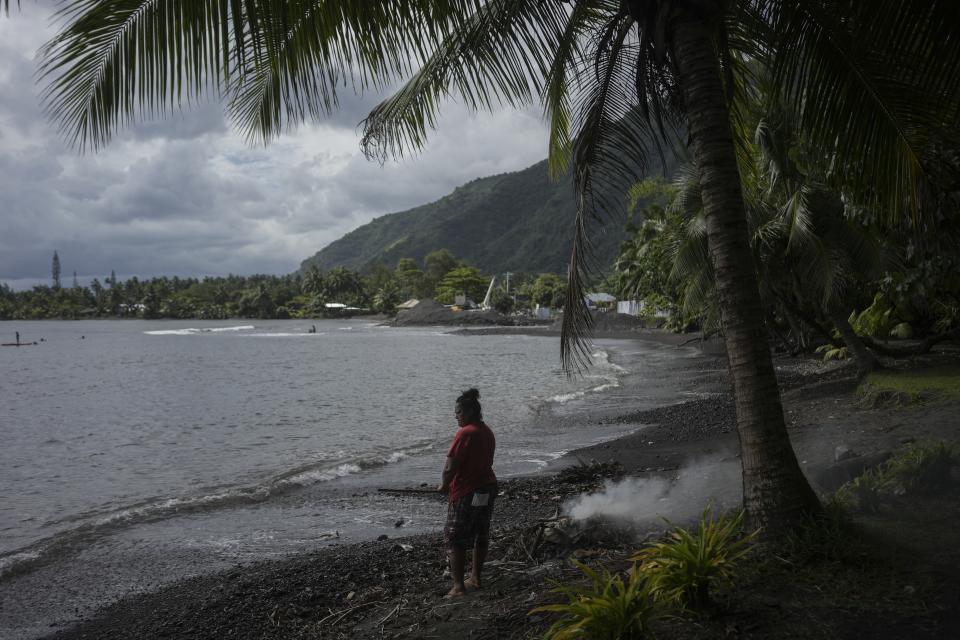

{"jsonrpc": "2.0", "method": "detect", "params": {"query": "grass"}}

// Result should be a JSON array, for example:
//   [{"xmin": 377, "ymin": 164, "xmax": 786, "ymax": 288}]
[{"xmin": 860, "ymin": 364, "xmax": 960, "ymax": 400}]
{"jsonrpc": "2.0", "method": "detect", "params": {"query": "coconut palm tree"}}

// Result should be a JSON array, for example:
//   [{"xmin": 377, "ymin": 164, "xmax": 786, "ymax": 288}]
[
  {"xmin": 21, "ymin": 0, "xmax": 960, "ymax": 536},
  {"xmin": 661, "ymin": 152, "xmax": 886, "ymax": 374}
]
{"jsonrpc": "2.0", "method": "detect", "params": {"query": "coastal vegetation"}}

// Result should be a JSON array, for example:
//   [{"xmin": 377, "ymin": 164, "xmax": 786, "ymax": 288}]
[
  {"xmin": 0, "ymin": 249, "xmax": 571, "ymax": 320},
  {"xmin": 535, "ymin": 509, "xmax": 755, "ymax": 638},
  {"xmin": 611, "ymin": 103, "xmax": 960, "ymax": 372}
]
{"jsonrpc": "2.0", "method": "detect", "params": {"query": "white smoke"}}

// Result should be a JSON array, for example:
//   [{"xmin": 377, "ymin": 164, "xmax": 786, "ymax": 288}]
[{"xmin": 565, "ymin": 454, "xmax": 742, "ymax": 525}]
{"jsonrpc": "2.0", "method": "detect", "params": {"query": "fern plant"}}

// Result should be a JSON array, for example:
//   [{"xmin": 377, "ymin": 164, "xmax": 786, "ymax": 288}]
[
  {"xmin": 532, "ymin": 560, "xmax": 661, "ymax": 640},
  {"xmin": 631, "ymin": 508, "xmax": 756, "ymax": 609}
]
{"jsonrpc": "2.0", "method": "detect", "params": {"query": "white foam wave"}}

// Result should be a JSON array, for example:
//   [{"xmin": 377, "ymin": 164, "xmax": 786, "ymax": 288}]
[
  {"xmin": 144, "ymin": 325, "xmax": 254, "ymax": 336},
  {"xmin": 591, "ymin": 349, "xmax": 629, "ymax": 373},
  {"xmin": 544, "ymin": 348, "xmax": 629, "ymax": 405},
  {"xmin": 589, "ymin": 382, "xmax": 620, "ymax": 393},
  {"xmin": 0, "ymin": 550, "xmax": 42, "ymax": 578},
  {"xmin": 246, "ymin": 332, "xmax": 325, "ymax": 337},
  {"xmin": 548, "ymin": 391, "xmax": 586, "ymax": 404},
  {"xmin": 281, "ymin": 463, "xmax": 363, "ymax": 486}
]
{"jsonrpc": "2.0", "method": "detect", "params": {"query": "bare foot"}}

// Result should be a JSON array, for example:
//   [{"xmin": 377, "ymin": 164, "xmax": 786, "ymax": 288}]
[
  {"xmin": 464, "ymin": 577, "xmax": 482, "ymax": 591},
  {"xmin": 444, "ymin": 585, "xmax": 467, "ymax": 598}
]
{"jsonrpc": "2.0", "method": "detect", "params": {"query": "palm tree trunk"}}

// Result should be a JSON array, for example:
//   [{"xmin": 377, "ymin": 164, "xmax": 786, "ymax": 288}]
[{"xmin": 671, "ymin": 17, "xmax": 821, "ymax": 537}]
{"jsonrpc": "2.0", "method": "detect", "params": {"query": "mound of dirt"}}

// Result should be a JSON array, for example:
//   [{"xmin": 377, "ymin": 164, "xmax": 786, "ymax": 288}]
[{"xmin": 393, "ymin": 298, "xmax": 510, "ymax": 326}]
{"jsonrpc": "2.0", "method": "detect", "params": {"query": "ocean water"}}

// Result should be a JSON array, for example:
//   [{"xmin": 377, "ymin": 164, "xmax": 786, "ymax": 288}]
[{"xmin": 0, "ymin": 319, "xmax": 720, "ymax": 638}]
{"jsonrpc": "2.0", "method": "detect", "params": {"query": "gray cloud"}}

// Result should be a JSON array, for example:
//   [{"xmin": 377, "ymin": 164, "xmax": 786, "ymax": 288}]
[{"xmin": 0, "ymin": 6, "xmax": 549, "ymax": 287}]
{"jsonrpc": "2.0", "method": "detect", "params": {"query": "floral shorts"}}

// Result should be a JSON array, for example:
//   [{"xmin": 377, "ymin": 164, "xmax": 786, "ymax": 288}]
[{"xmin": 444, "ymin": 484, "xmax": 497, "ymax": 551}]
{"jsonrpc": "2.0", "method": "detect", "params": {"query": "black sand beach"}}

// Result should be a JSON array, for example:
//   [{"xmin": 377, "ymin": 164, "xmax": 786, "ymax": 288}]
[{"xmin": 18, "ymin": 332, "xmax": 960, "ymax": 639}]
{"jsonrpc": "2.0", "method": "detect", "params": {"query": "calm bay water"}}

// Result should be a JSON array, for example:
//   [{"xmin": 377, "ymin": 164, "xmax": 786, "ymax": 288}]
[{"xmin": 0, "ymin": 319, "xmax": 719, "ymax": 638}]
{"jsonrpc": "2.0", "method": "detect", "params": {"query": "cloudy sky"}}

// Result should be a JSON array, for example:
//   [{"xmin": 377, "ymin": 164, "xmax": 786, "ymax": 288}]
[{"xmin": 0, "ymin": 3, "xmax": 549, "ymax": 289}]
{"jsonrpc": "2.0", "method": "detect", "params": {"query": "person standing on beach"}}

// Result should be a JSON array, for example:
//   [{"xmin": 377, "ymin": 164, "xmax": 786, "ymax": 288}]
[{"xmin": 438, "ymin": 388, "xmax": 497, "ymax": 597}]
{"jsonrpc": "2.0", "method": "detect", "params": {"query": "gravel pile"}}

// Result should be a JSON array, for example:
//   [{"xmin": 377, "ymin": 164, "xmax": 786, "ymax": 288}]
[{"xmin": 393, "ymin": 298, "xmax": 510, "ymax": 326}]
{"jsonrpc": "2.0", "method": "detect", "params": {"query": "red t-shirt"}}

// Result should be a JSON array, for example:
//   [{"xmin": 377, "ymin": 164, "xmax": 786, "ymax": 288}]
[{"xmin": 447, "ymin": 421, "xmax": 497, "ymax": 502}]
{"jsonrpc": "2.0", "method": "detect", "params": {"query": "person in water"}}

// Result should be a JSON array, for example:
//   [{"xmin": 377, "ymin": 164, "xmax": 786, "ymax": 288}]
[{"xmin": 438, "ymin": 388, "xmax": 497, "ymax": 597}]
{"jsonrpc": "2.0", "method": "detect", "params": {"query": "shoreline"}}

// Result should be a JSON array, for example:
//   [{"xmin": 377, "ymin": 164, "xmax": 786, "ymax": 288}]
[{"xmin": 34, "ymin": 329, "xmax": 730, "ymax": 640}]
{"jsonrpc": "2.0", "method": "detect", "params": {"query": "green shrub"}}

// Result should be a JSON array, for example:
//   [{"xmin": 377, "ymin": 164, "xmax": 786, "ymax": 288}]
[
  {"xmin": 630, "ymin": 508, "xmax": 756, "ymax": 609},
  {"xmin": 533, "ymin": 560, "xmax": 661, "ymax": 640},
  {"xmin": 852, "ymin": 294, "xmax": 898, "ymax": 338}
]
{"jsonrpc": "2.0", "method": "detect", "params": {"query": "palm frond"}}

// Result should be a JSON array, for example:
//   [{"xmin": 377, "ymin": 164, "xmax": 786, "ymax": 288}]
[
  {"xmin": 542, "ymin": 1, "xmax": 611, "ymax": 178},
  {"xmin": 39, "ymin": 0, "xmax": 236, "ymax": 150},
  {"xmin": 750, "ymin": 0, "xmax": 960, "ymax": 221},
  {"xmin": 778, "ymin": 186, "xmax": 818, "ymax": 255},
  {"xmin": 360, "ymin": 0, "xmax": 566, "ymax": 162},
  {"xmin": 668, "ymin": 163, "xmax": 702, "ymax": 217},
  {"xmin": 228, "ymin": 2, "xmax": 461, "ymax": 145},
  {"xmin": 561, "ymin": 11, "xmax": 638, "ymax": 373},
  {"xmin": 37, "ymin": 0, "xmax": 469, "ymax": 150}
]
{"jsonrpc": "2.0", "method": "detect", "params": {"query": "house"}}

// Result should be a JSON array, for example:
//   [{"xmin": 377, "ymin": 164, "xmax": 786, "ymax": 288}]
[
  {"xmin": 617, "ymin": 299, "xmax": 643, "ymax": 316},
  {"xmin": 584, "ymin": 293, "xmax": 616, "ymax": 312},
  {"xmin": 617, "ymin": 299, "xmax": 671, "ymax": 319}
]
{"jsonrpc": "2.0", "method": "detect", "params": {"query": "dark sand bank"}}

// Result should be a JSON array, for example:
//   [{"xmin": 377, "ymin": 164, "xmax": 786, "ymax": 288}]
[{"xmin": 36, "ymin": 339, "xmax": 960, "ymax": 640}]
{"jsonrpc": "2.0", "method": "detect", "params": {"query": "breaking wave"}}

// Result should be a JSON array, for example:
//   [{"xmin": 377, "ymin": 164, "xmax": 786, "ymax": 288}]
[
  {"xmin": 144, "ymin": 325, "xmax": 255, "ymax": 336},
  {"xmin": 246, "ymin": 332, "xmax": 325, "ymax": 337},
  {"xmin": 545, "ymin": 350, "xmax": 628, "ymax": 404}
]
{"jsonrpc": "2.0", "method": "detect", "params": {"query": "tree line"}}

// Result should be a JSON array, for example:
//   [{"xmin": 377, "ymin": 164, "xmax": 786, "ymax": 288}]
[{"xmin": 0, "ymin": 249, "xmax": 570, "ymax": 321}]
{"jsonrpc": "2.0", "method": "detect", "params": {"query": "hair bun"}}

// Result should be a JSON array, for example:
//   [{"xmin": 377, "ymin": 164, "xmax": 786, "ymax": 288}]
[{"xmin": 462, "ymin": 388, "xmax": 480, "ymax": 400}]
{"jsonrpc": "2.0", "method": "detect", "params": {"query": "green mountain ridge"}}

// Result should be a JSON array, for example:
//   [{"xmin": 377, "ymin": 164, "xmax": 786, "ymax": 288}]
[{"xmin": 299, "ymin": 160, "xmax": 633, "ymax": 275}]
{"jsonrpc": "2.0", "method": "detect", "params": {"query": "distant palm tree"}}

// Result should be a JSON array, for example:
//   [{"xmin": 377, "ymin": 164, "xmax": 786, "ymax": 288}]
[
  {"xmin": 302, "ymin": 265, "xmax": 326, "ymax": 298},
  {"xmin": 24, "ymin": 0, "xmax": 960, "ymax": 536}
]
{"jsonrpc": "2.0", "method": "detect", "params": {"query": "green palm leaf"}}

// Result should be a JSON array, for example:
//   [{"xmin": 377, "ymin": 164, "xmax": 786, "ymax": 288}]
[
  {"xmin": 36, "ymin": 0, "xmax": 473, "ymax": 151},
  {"xmin": 749, "ymin": 0, "xmax": 960, "ymax": 218}
]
